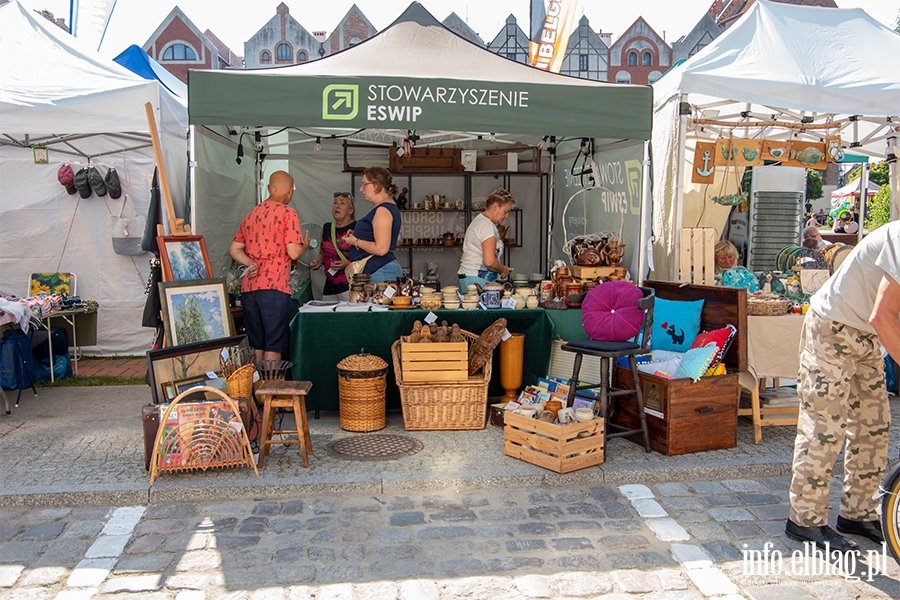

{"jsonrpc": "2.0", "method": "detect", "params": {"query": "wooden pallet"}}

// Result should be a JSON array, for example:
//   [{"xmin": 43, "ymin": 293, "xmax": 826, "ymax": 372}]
[
  {"xmin": 400, "ymin": 340, "xmax": 468, "ymax": 382},
  {"xmin": 680, "ymin": 227, "xmax": 717, "ymax": 285}
]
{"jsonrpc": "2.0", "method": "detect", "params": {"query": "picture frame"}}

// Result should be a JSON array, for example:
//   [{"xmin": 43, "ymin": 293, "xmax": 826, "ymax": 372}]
[
  {"xmin": 147, "ymin": 334, "xmax": 249, "ymax": 404},
  {"xmin": 160, "ymin": 375, "xmax": 209, "ymax": 403},
  {"xmin": 158, "ymin": 278, "xmax": 234, "ymax": 347},
  {"xmin": 157, "ymin": 235, "xmax": 213, "ymax": 282},
  {"xmin": 33, "ymin": 146, "xmax": 49, "ymax": 164}
]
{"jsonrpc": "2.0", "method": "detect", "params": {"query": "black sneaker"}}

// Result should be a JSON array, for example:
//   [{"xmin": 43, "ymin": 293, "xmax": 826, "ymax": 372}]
[
  {"xmin": 835, "ymin": 515, "xmax": 884, "ymax": 544},
  {"xmin": 785, "ymin": 519, "xmax": 859, "ymax": 552}
]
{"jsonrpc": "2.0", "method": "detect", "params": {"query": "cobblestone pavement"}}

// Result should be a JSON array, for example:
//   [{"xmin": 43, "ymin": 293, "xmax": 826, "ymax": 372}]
[{"xmin": 2, "ymin": 477, "xmax": 900, "ymax": 599}]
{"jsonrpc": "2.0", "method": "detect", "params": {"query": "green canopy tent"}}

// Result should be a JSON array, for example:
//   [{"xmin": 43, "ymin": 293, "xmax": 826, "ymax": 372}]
[{"xmin": 186, "ymin": 2, "xmax": 653, "ymax": 282}]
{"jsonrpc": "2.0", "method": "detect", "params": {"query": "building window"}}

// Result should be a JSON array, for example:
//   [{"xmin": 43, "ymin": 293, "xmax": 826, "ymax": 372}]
[
  {"xmin": 648, "ymin": 70, "xmax": 663, "ymax": 84},
  {"xmin": 276, "ymin": 43, "xmax": 291, "ymax": 61},
  {"xmin": 298, "ymin": 50, "xmax": 307, "ymax": 62},
  {"xmin": 261, "ymin": 50, "xmax": 271, "ymax": 63},
  {"xmin": 162, "ymin": 43, "xmax": 196, "ymax": 61},
  {"xmin": 616, "ymin": 71, "xmax": 632, "ymax": 84},
  {"xmin": 507, "ymin": 53, "xmax": 516, "ymax": 60},
  {"xmin": 642, "ymin": 51, "xmax": 652, "ymax": 66},
  {"xmin": 579, "ymin": 54, "xmax": 588, "ymax": 71},
  {"xmin": 627, "ymin": 51, "xmax": 637, "ymax": 66}
]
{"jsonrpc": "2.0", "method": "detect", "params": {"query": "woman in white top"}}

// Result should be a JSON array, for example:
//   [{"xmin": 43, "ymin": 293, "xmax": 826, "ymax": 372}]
[{"xmin": 457, "ymin": 188, "xmax": 515, "ymax": 289}]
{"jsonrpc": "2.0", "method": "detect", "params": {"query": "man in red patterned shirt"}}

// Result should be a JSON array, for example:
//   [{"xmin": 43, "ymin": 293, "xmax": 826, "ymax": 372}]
[{"xmin": 229, "ymin": 171, "xmax": 308, "ymax": 362}]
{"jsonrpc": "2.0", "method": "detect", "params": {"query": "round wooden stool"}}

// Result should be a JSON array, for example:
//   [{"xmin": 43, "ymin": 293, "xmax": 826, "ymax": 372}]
[{"xmin": 255, "ymin": 380, "xmax": 313, "ymax": 467}]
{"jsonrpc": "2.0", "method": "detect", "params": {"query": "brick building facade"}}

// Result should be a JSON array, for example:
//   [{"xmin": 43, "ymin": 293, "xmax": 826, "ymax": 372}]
[{"xmin": 607, "ymin": 17, "xmax": 670, "ymax": 85}]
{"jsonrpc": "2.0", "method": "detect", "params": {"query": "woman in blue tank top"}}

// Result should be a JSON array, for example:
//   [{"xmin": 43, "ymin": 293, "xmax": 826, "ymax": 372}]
[{"xmin": 344, "ymin": 166, "xmax": 402, "ymax": 283}]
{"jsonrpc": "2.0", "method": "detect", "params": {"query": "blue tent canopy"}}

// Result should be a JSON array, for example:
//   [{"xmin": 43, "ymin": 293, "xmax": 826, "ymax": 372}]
[{"xmin": 113, "ymin": 45, "xmax": 187, "ymax": 99}]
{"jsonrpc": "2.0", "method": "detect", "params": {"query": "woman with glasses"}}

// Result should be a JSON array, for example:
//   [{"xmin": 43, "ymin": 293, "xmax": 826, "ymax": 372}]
[
  {"xmin": 309, "ymin": 192, "xmax": 357, "ymax": 301},
  {"xmin": 343, "ymin": 167, "xmax": 403, "ymax": 283}
]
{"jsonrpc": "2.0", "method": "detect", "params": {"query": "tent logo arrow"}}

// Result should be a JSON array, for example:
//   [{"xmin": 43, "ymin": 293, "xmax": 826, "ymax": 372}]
[{"xmin": 322, "ymin": 84, "xmax": 359, "ymax": 120}]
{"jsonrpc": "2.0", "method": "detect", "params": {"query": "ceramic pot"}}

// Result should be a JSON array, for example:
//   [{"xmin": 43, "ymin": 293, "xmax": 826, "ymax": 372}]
[
  {"xmin": 511, "ymin": 294, "xmax": 526, "ymax": 310},
  {"xmin": 525, "ymin": 296, "xmax": 540, "ymax": 309}
]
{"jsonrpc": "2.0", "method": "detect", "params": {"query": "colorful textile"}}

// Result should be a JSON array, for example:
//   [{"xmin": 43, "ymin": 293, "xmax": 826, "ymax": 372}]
[
  {"xmin": 234, "ymin": 201, "xmax": 302, "ymax": 294},
  {"xmin": 650, "ymin": 297, "xmax": 704, "ymax": 353}
]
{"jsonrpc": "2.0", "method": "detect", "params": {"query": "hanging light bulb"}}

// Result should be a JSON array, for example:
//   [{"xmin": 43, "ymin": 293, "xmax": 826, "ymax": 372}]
[{"xmin": 315, "ymin": 136, "xmax": 321, "ymax": 152}]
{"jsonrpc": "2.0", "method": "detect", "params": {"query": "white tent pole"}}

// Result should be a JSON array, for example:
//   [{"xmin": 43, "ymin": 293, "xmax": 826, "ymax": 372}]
[
  {"xmin": 889, "ymin": 132, "xmax": 899, "ymax": 223},
  {"xmin": 673, "ymin": 94, "xmax": 687, "ymax": 281},
  {"xmin": 638, "ymin": 141, "xmax": 652, "ymax": 285},
  {"xmin": 858, "ymin": 162, "xmax": 868, "ymax": 243},
  {"xmin": 546, "ymin": 150, "xmax": 556, "ymax": 274},
  {"xmin": 189, "ymin": 124, "xmax": 197, "ymax": 234}
]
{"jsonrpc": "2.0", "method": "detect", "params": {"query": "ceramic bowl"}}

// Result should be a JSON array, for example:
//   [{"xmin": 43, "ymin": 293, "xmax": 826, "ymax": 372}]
[
  {"xmin": 443, "ymin": 301, "xmax": 460, "ymax": 310},
  {"xmin": 419, "ymin": 296, "xmax": 442, "ymax": 311},
  {"xmin": 461, "ymin": 301, "xmax": 479, "ymax": 310},
  {"xmin": 392, "ymin": 296, "xmax": 412, "ymax": 307}
]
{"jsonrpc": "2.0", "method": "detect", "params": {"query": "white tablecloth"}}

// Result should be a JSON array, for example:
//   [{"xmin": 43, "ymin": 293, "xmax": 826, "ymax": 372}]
[{"xmin": 746, "ymin": 313, "xmax": 805, "ymax": 380}]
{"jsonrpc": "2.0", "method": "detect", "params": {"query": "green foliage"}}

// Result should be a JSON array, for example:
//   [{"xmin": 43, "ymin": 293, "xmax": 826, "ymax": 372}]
[
  {"xmin": 864, "ymin": 185, "xmax": 892, "ymax": 231},
  {"xmin": 805, "ymin": 169, "xmax": 823, "ymax": 200},
  {"xmin": 174, "ymin": 296, "xmax": 210, "ymax": 344},
  {"xmin": 846, "ymin": 160, "xmax": 889, "ymax": 186}
]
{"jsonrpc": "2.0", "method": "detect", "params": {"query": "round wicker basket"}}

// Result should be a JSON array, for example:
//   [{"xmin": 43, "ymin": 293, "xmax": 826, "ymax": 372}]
[
  {"xmin": 747, "ymin": 295, "xmax": 791, "ymax": 316},
  {"xmin": 337, "ymin": 353, "xmax": 388, "ymax": 432}
]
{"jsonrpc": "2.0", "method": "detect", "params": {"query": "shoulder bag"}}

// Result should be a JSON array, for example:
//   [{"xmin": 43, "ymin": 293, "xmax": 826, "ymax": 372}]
[{"xmin": 111, "ymin": 195, "xmax": 147, "ymax": 255}]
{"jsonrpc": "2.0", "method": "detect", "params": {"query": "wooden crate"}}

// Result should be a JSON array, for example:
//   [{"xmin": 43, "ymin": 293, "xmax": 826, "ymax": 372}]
[
  {"xmin": 400, "ymin": 340, "xmax": 468, "ymax": 382},
  {"xmin": 680, "ymin": 227, "xmax": 717, "ymax": 285},
  {"xmin": 503, "ymin": 411, "xmax": 605, "ymax": 473},
  {"xmin": 612, "ymin": 365, "xmax": 739, "ymax": 455},
  {"xmin": 390, "ymin": 147, "xmax": 463, "ymax": 172},
  {"xmin": 476, "ymin": 153, "xmax": 518, "ymax": 172},
  {"xmin": 570, "ymin": 265, "xmax": 627, "ymax": 279}
]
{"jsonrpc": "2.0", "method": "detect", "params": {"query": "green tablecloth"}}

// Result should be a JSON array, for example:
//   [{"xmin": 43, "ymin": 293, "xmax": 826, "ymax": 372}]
[
  {"xmin": 544, "ymin": 308, "xmax": 587, "ymax": 341},
  {"xmin": 289, "ymin": 308, "xmax": 554, "ymax": 411}
]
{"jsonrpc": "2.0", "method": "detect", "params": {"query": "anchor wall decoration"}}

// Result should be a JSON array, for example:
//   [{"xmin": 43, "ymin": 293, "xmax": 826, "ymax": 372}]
[{"xmin": 692, "ymin": 141, "xmax": 717, "ymax": 184}]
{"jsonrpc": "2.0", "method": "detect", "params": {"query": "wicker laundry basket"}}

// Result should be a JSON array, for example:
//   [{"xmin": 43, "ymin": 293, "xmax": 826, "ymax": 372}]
[{"xmin": 337, "ymin": 353, "xmax": 388, "ymax": 432}]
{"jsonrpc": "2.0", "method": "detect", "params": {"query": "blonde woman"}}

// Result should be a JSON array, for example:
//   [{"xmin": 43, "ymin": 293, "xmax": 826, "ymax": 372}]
[{"xmin": 457, "ymin": 188, "xmax": 515, "ymax": 289}]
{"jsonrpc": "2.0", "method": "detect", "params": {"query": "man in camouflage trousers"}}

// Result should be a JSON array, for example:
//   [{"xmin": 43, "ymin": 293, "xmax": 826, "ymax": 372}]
[{"xmin": 786, "ymin": 222, "xmax": 900, "ymax": 552}]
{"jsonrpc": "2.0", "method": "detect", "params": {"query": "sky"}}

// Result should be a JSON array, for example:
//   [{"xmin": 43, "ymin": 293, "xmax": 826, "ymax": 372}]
[{"xmin": 23, "ymin": 0, "xmax": 899, "ymax": 59}]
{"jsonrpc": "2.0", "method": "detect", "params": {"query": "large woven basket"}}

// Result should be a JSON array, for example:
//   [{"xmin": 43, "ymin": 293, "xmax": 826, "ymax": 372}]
[
  {"xmin": 747, "ymin": 295, "xmax": 790, "ymax": 316},
  {"xmin": 226, "ymin": 363, "xmax": 256, "ymax": 400},
  {"xmin": 391, "ymin": 329, "xmax": 490, "ymax": 431},
  {"xmin": 337, "ymin": 353, "xmax": 388, "ymax": 432}
]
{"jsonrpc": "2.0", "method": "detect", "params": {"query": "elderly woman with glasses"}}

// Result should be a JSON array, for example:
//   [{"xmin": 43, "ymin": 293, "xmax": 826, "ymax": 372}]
[
  {"xmin": 343, "ymin": 167, "xmax": 403, "ymax": 283},
  {"xmin": 309, "ymin": 192, "xmax": 357, "ymax": 301}
]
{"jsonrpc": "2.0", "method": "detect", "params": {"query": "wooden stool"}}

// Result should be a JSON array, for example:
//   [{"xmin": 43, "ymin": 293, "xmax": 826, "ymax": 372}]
[{"xmin": 255, "ymin": 380, "xmax": 313, "ymax": 467}]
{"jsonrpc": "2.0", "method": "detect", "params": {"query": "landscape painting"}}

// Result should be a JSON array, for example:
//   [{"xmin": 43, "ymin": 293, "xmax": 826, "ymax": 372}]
[
  {"xmin": 159, "ymin": 278, "xmax": 233, "ymax": 347},
  {"xmin": 158, "ymin": 235, "xmax": 213, "ymax": 282}
]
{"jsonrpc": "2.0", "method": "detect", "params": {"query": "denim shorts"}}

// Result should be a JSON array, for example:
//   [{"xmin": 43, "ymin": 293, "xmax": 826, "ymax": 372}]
[
  {"xmin": 369, "ymin": 260, "xmax": 403, "ymax": 283},
  {"xmin": 240, "ymin": 290, "xmax": 291, "ymax": 353}
]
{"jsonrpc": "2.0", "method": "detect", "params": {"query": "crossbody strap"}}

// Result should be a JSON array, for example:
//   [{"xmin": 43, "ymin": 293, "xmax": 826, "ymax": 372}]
[{"xmin": 331, "ymin": 222, "xmax": 348, "ymax": 262}]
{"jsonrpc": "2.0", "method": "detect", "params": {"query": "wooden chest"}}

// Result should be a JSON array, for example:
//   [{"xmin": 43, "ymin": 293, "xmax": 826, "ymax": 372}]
[{"xmin": 612, "ymin": 366, "xmax": 739, "ymax": 455}]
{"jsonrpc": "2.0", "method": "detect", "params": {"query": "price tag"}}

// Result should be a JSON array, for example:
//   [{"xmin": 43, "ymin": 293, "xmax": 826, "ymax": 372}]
[
  {"xmin": 205, "ymin": 371, "xmax": 217, "ymax": 379},
  {"xmin": 220, "ymin": 348, "xmax": 229, "ymax": 361},
  {"xmin": 327, "ymin": 267, "xmax": 338, "ymax": 276},
  {"xmin": 501, "ymin": 298, "xmax": 517, "ymax": 309},
  {"xmin": 479, "ymin": 302, "xmax": 487, "ymax": 310},
  {"xmin": 501, "ymin": 328, "xmax": 512, "ymax": 341},
  {"xmin": 384, "ymin": 286, "xmax": 396, "ymax": 299},
  {"xmin": 505, "ymin": 400, "xmax": 521, "ymax": 411},
  {"xmin": 424, "ymin": 312, "xmax": 438, "ymax": 324},
  {"xmin": 252, "ymin": 371, "xmax": 260, "ymax": 383}
]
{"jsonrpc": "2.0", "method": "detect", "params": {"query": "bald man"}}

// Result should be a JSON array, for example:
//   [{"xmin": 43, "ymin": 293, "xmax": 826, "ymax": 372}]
[{"xmin": 229, "ymin": 171, "xmax": 309, "ymax": 362}]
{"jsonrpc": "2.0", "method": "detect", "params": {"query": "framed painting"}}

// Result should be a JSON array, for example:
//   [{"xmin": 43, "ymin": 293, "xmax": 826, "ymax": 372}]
[
  {"xmin": 159, "ymin": 278, "xmax": 234, "ymax": 347},
  {"xmin": 157, "ymin": 235, "xmax": 213, "ymax": 282},
  {"xmin": 147, "ymin": 334, "xmax": 249, "ymax": 404}
]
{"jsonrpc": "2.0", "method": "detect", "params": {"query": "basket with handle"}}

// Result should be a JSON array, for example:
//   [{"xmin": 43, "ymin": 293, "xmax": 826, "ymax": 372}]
[
  {"xmin": 225, "ymin": 363, "xmax": 256, "ymax": 400},
  {"xmin": 337, "ymin": 352, "xmax": 388, "ymax": 432},
  {"xmin": 254, "ymin": 360, "xmax": 293, "ymax": 381}
]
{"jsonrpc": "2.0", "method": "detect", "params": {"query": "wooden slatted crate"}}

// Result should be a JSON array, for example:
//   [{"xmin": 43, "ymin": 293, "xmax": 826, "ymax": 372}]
[
  {"xmin": 503, "ymin": 411, "xmax": 604, "ymax": 473},
  {"xmin": 680, "ymin": 227, "xmax": 717, "ymax": 285},
  {"xmin": 400, "ymin": 340, "xmax": 468, "ymax": 382}
]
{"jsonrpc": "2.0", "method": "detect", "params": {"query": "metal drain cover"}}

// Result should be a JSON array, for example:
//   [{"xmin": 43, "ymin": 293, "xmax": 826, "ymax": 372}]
[{"xmin": 324, "ymin": 434, "xmax": 424, "ymax": 461}]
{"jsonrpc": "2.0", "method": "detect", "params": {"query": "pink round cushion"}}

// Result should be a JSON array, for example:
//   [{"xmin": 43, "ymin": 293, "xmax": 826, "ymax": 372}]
[{"xmin": 581, "ymin": 280, "xmax": 645, "ymax": 342}]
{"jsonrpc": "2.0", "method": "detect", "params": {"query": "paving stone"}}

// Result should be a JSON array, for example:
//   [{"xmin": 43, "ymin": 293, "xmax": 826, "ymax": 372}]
[
  {"xmin": 745, "ymin": 584, "xmax": 818, "ymax": 600},
  {"xmin": 603, "ymin": 502, "xmax": 633, "ymax": 519},
  {"xmin": 67, "ymin": 557, "xmax": 117, "ymax": 587},
  {"xmin": 480, "ymin": 507, "xmax": 527, "ymax": 521},
  {"xmin": 85, "ymin": 534, "xmax": 130, "ymax": 558},
  {"xmin": 550, "ymin": 537, "xmax": 594, "ymax": 551},
  {"xmin": 685, "ymin": 566, "xmax": 740, "ymax": 596},
  {"xmin": 421, "ymin": 497, "xmax": 465, "ymax": 510},
  {"xmin": 655, "ymin": 482, "xmax": 692, "ymax": 497},
  {"xmin": 588, "ymin": 485, "xmax": 620, "ymax": 502},
  {"xmin": 529, "ymin": 489, "xmax": 554, "ymax": 503},
  {"xmin": 689, "ymin": 481, "xmax": 728, "ymax": 494},
  {"xmin": 566, "ymin": 503, "xmax": 606, "ymax": 519},
  {"xmin": 461, "ymin": 493, "xmax": 490, "ymax": 507},
  {"xmin": 428, "ymin": 510, "xmax": 476, "ymax": 522},
  {"xmin": 175, "ymin": 549, "xmax": 222, "ymax": 571},
  {"xmin": 310, "ymin": 498, "xmax": 336, "ymax": 514},
  {"xmin": 558, "ymin": 520, "xmax": 602, "ymax": 532},
  {"xmin": 375, "ymin": 528, "xmax": 413, "ymax": 543},
  {"xmin": 369, "ymin": 560, "xmax": 434, "ymax": 580},
  {"xmin": 305, "ymin": 516, "xmax": 332, "ymax": 530},
  {"xmin": 670, "ymin": 544, "xmax": 713, "ymax": 569},
  {"xmin": 341, "ymin": 544, "xmax": 364, "ymax": 561},
  {"xmin": 514, "ymin": 573, "xmax": 552, "ymax": 597},
  {"xmin": 506, "ymin": 539, "xmax": 547, "ymax": 552},
  {"xmin": 738, "ymin": 493, "xmax": 780, "ymax": 505},
  {"xmin": 101, "ymin": 506, "xmax": 145, "ymax": 536},
  {"xmin": 386, "ymin": 497, "xmax": 415, "ymax": 511},
  {"xmin": 645, "ymin": 592, "xmax": 704, "ymax": 600},
  {"xmin": 646, "ymin": 518, "xmax": 690, "ymax": 542},
  {"xmin": 549, "ymin": 571, "xmax": 614, "ymax": 597},
  {"xmin": 556, "ymin": 489, "xmax": 586, "ymax": 502},
  {"xmin": 135, "ymin": 519, "xmax": 187, "ymax": 537},
  {"xmin": 282, "ymin": 499, "xmax": 305, "ymax": 515},
  {"xmin": 274, "ymin": 546, "xmax": 305, "ymax": 562},
  {"xmin": 597, "ymin": 534, "xmax": 652, "ymax": 549},
  {"xmin": 101, "ymin": 573, "xmax": 163, "ymax": 593},
  {"xmin": 481, "ymin": 523, "xmax": 516, "ymax": 537},
  {"xmin": 145, "ymin": 504, "xmax": 198, "ymax": 519},
  {"xmin": 38, "ymin": 508, "xmax": 71, "ymax": 520},
  {"xmin": 709, "ymin": 507, "xmax": 755, "ymax": 521},
  {"xmin": 555, "ymin": 554, "xmax": 602, "ymax": 569},
  {"xmin": 271, "ymin": 518, "xmax": 303, "ymax": 533},
  {"xmin": 309, "ymin": 530, "xmax": 335, "ymax": 543},
  {"xmin": 307, "ymin": 546, "xmax": 335, "ymax": 562},
  {"xmin": 0, "ymin": 564, "xmax": 24, "ymax": 588},
  {"xmin": 0, "ymin": 524, "xmax": 23, "ymax": 543},
  {"xmin": 688, "ymin": 522, "xmax": 728, "ymax": 540},
  {"xmin": 631, "ymin": 498, "xmax": 668, "ymax": 518},
  {"xmin": 252, "ymin": 501, "xmax": 282, "ymax": 516},
  {"xmin": 607, "ymin": 550, "xmax": 639, "ymax": 568},
  {"xmin": 416, "ymin": 526, "xmax": 474, "ymax": 539},
  {"xmin": 115, "ymin": 554, "xmax": 175, "ymax": 573},
  {"xmin": 656, "ymin": 568, "xmax": 690, "ymax": 590},
  {"xmin": 619, "ymin": 484, "xmax": 654, "ymax": 500},
  {"xmin": 528, "ymin": 505, "xmax": 564, "ymax": 519},
  {"xmin": 673, "ymin": 510, "xmax": 714, "ymax": 524},
  {"xmin": 399, "ymin": 580, "xmax": 440, "ymax": 600},
  {"xmin": 341, "ymin": 500, "xmax": 381, "ymax": 513},
  {"xmin": 379, "ymin": 546, "xmax": 418, "ymax": 560},
  {"xmin": 207, "ymin": 517, "xmax": 238, "ymax": 533},
  {"xmin": 438, "ymin": 558, "xmax": 484, "ymax": 576},
  {"xmin": 737, "ymin": 538, "xmax": 792, "ymax": 555},
  {"xmin": 518, "ymin": 522, "xmax": 557, "ymax": 536},
  {"xmin": 214, "ymin": 535, "xmax": 261, "ymax": 549},
  {"xmin": 612, "ymin": 570, "xmax": 656, "ymax": 593},
  {"xmin": 726, "ymin": 521, "xmax": 763, "ymax": 539},
  {"xmin": 659, "ymin": 496, "xmax": 704, "ymax": 511},
  {"xmin": 21, "ymin": 566, "xmax": 68, "ymax": 586},
  {"xmin": 240, "ymin": 516, "xmax": 269, "ymax": 534},
  {"xmin": 806, "ymin": 580, "xmax": 869, "ymax": 600},
  {"xmin": 723, "ymin": 479, "xmax": 767, "ymax": 492},
  {"xmin": 19, "ymin": 521, "xmax": 65, "ymax": 541},
  {"xmin": 34, "ymin": 538, "xmax": 92, "ymax": 563},
  {"xmin": 638, "ymin": 551, "xmax": 670, "ymax": 567},
  {"xmin": 759, "ymin": 476, "xmax": 792, "ymax": 491},
  {"xmin": 605, "ymin": 520, "xmax": 642, "ymax": 533},
  {"xmin": 389, "ymin": 511, "xmax": 426, "ymax": 526},
  {"xmin": 485, "ymin": 556, "xmax": 544, "ymax": 572},
  {"xmin": 748, "ymin": 504, "xmax": 790, "ymax": 521},
  {"xmin": 61, "ymin": 520, "xmax": 105, "ymax": 539},
  {"xmin": 702, "ymin": 539, "xmax": 742, "ymax": 562},
  {"xmin": 702, "ymin": 494, "xmax": 741, "ymax": 507}
]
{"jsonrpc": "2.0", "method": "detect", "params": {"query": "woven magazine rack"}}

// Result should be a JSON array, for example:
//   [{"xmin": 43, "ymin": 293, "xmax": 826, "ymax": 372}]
[
  {"xmin": 337, "ymin": 353, "xmax": 388, "ymax": 432},
  {"xmin": 149, "ymin": 386, "xmax": 259, "ymax": 485}
]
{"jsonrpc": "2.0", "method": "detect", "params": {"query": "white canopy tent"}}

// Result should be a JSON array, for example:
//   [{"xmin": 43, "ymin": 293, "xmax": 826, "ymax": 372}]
[
  {"xmin": 650, "ymin": 0, "xmax": 900, "ymax": 280},
  {"xmin": 0, "ymin": 0, "xmax": 188, "ymax": 355},
  {"xmin": 830, "ymin": 178, "xmax": 880, "ymax": 206}
]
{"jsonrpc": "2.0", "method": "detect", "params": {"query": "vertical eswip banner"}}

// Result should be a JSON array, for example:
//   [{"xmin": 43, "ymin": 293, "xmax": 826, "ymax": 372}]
[{"xmin": 529, "ymin": 0, "xmax": 580, "ymax": 72}]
